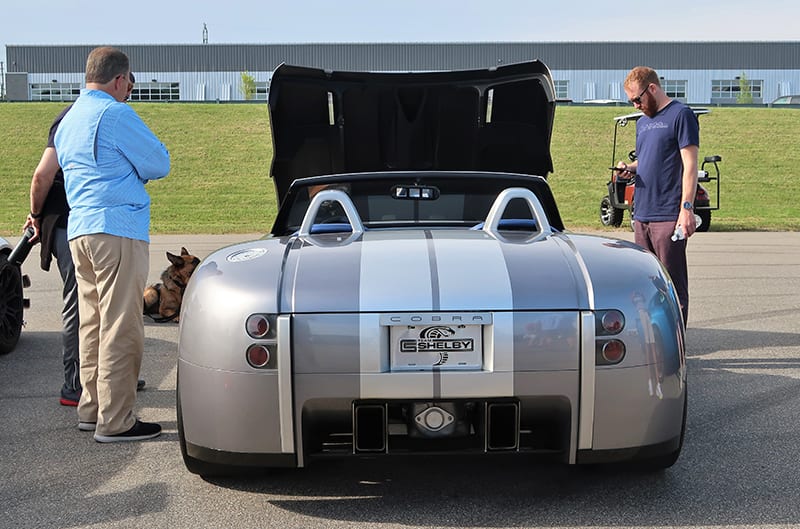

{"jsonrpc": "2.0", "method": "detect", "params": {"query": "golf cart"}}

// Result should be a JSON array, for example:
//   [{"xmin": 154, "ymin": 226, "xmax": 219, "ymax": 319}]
[
  {"xmin": 599, "ymin": 108, "xmax": 721, "ymax": 231},
  {"xmin": 0, "ymin": 229, "xmax": 33, "ymax": 354}
]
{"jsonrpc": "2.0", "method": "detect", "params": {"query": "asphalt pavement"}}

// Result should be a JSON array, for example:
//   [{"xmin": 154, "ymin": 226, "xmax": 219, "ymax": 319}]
[{"xmin": 1, "ymin": 231, "xmax": 799, "ymax": 529}]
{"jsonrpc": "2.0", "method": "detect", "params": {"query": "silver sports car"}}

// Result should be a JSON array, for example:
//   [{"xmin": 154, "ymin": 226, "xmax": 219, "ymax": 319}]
[{"xmin": 177, "ymin": 60, "xmax": 687, "ymax": 476}]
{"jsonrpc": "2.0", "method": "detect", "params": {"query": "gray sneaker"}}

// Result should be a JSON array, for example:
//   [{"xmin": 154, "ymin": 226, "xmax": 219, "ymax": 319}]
[
  {"xmin": 94, "ymin": 420, "xmax": 161, "ymax": 443},
  {"xmin": 78, "ymin": 421, "xmax": 96, "ymax": 431}
]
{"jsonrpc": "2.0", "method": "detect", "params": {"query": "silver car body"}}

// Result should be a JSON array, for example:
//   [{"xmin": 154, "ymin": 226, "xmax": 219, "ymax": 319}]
[{"xmin": 177, "ymin": 61, "xmax": 687, "ymax": 474}]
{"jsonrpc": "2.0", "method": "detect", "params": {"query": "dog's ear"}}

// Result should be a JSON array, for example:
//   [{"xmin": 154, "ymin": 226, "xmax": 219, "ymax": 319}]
[
  {"xmin": 181, "ymin": 247, "xmax": 189, "ymax": 256},
  {"xmin": 167, "ymin": 252, "xmax": 184, "ymax": 267}
]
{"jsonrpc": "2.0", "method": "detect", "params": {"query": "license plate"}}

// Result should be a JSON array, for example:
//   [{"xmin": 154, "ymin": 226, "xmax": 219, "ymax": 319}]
[{"xmin": 387, "ymin": 319, "xmax": 484, "ymax": 371}]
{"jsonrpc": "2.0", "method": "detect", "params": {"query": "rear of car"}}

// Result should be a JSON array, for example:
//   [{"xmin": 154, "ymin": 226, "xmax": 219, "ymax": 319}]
[
  {"xmin": 177, "ymin": 173, "xmax": 686, "ymax": 474},
  {"xmin": 176, "ymin": 60, "xmax": 687, "ymax": 476}
]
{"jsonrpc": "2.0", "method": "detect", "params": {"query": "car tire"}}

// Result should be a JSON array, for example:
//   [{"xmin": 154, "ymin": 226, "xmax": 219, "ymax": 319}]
[
  {"xmin": 696, "ymin": 210, "xmax": 711, "ymax": 232},
  {"xmin": 0, "ymin": 254, "xmax": 24, "ymax": 355},
  {"xmin": 599, "ymin": 196, "xmax": 623, "ymax": 227}
]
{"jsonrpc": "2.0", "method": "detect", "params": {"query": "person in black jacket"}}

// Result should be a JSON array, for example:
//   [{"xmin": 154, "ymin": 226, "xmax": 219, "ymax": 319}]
[{"xmin": 23, "ymin": 73, "xmax": 144, "ymax": 407}]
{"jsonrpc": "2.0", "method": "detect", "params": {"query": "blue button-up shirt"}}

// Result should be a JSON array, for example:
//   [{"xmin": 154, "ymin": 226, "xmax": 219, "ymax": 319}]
[{"xmin": 54, "ymin": 89, "xmax": 170, "ymax": 242}]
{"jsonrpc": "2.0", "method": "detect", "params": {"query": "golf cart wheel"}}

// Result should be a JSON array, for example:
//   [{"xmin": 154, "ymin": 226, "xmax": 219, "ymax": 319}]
[
  {"xmin": 0, "ymin": 254, "xmax": 24, "ymax": 354},
  {"xmin": 600, "ymin": 196, "xmax": 623, "ymax": 227},
  {"xmin": 696, "ymin": 210, "xmax": 711, "ymax": 232}
]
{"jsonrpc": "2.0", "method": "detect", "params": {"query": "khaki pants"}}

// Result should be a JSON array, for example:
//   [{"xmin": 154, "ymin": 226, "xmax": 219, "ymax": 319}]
[{"xmin": 69, "ymin": 234, "xmax": 149, "ymax": 436}]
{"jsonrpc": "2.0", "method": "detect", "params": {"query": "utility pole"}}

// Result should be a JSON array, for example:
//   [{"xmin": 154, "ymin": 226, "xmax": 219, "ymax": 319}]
[{"xmin": 1, "ymin": 61, "xmax": 5, "ymax": 101}]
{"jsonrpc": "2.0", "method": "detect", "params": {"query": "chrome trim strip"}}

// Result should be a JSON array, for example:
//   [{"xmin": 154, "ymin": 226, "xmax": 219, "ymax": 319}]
[
  {"xmin": 578, "ymin": 311, "xmax": 596, "ymax": 453},
  {"xmin": 424, "ymin": 230, "xmax": 441, "ymax": 311},
  {"xmin": 277, "ymin": 315, "xmax": 295, "ymax": 454},
  {"xmin": 554, "ymin": 235, "xmax": 595, "ymax": 311}
]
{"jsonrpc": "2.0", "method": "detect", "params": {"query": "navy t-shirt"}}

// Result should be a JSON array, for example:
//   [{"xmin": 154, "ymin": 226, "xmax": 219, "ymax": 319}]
[{"xmin": 633, "ymin": 101, "xmax": 699, "ymax": 222}]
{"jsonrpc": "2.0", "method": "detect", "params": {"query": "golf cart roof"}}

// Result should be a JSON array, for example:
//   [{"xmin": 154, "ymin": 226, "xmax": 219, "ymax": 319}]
[{"xmin": 614, "ymin": 107, "xmax": 710, "ymax": 125}]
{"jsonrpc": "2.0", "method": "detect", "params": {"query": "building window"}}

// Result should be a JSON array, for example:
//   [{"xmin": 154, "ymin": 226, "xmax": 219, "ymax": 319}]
[
  {"xmin": 711, "ymin": 79, "xmax": 763, "ymax": 101},
  {"xmin": 662, "ymin": 79, "xmax": 687, "ymax": 101},
  {"xmin": 30, "ymin": 83, "xmax": 81, "ymax": 102},
  {"xmin": 254, "ymin": 81, "xmax": 270, "ymax": 100},
  {"xmin": 130, "ymin": 82, "xmax": 180, "ymax": 102},
  {"xmin": 554, "ymin": 80, "xmax": 569, "ymax": 100}
]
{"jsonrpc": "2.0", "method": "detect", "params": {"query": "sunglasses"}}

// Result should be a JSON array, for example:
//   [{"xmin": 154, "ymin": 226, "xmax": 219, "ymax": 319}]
[{"xmin": 629, "ymin": 84, "xmax": 650, "ymax": 105}]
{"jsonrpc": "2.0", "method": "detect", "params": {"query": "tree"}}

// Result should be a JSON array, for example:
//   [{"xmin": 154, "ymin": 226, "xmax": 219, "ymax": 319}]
[
  {"xmin": 240, "ymin": 71, "xmax": 256, "ymax": 100},
  {"xmin": 737, "ymin": 72, "xmax": 753, "ymax": 104}
]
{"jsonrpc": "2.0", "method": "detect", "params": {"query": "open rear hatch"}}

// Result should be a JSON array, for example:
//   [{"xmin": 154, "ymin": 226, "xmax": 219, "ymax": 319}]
[{"xmin": 268, "ymin": 60, "xmax": 556, "ymax": 203}]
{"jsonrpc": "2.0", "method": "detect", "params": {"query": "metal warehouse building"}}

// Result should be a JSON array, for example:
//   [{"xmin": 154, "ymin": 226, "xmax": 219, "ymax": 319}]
[{"xmin": 4, "ymin": 41, "xmax": 800, "ymax": 104}]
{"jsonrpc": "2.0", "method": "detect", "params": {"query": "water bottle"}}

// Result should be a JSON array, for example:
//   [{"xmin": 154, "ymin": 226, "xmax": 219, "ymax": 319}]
[
  {"xmin": 670, "ymin": 225, "xmax": 685, "ymax": 242},
  {"xmin": 671, "ymin": 215, "xmax": 702, "ymax": 242}
]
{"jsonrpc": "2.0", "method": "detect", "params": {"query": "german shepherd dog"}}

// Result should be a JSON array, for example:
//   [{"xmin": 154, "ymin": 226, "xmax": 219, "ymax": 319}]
[{"xmin": 143, "ymin": 247, "xmax": 200, "ymax": 323}]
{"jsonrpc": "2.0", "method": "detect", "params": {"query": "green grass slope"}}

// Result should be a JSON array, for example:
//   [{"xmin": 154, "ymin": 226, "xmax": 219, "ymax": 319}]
[{"xmin": 1, "ymin": 103, "xmax": 797, "ymax": 236}]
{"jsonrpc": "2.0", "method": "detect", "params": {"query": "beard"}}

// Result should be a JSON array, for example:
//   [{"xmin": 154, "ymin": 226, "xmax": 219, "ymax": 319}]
[{"xmin": 640, "ymin": 92, "xmax": 659, "ymax": 117}]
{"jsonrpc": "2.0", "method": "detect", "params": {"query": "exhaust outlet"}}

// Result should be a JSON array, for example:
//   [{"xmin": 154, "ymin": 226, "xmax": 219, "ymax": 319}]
[
  {"xmin": 487, "ymin": 402, "xmax": 520, "ymax": 451},
  {"xmin": 353, "ymin": 404, "xmax": 387, "ymax": 453}
]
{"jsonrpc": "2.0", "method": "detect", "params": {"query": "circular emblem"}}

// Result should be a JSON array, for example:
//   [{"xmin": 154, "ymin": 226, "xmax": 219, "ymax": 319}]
[{"xmin": 226, "ymin": 248, "xmax": 268, "ymax": 263}]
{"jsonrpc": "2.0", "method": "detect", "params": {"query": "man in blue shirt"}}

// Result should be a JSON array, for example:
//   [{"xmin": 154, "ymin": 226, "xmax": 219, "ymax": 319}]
[
  {"xmin": 616, "ymin": 66, "xmax": 699, "ymax": 324},
  {"xmin": 25, "ymin": 73, "xmax": 146, "ymax": 408},
  {"xmin": 54, "ymin": 47, "xmax": 170, "ymax": 442}
]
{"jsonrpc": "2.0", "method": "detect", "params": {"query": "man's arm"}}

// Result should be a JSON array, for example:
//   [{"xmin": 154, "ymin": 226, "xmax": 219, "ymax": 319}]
[
  {"xmin": 24, "ymin": 147, "xmax": 60, "ymax": 243},
  {"xmin": 116, "ymin": 106, "xmax": 170, "ymax": 182},
  {"xmin": 678, "ymin": 144, "xmax": 699, "ymax": 237}
]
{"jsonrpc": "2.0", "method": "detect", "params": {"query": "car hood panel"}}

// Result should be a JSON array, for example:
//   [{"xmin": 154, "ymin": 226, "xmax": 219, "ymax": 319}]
[
  {"xmin": 268, "ymin": 61, "xmax": 556, "ymax": 203},
  {"xmin": 282, "ymin": 230, "xmax": 588, "ymax": 313}
]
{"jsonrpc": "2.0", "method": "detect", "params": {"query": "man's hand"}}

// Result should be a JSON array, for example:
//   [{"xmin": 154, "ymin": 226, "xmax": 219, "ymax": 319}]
[
  {"xmin": 23, "ymin": 215, "xmax": 41, "ymax": 244},
  {"xmin": 677, "ymin": 208, "xmax": 697, "ymax": 238}
]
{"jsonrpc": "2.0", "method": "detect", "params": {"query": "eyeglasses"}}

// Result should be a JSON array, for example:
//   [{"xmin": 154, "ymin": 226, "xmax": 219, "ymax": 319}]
[{"xmin": 629, "ymin": 85, "xmax": 650, "ymax": 105}]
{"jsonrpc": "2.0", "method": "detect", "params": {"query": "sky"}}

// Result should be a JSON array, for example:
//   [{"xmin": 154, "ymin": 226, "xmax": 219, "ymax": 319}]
[{"xmin": 3, "ymin": 0, "xmax": 799, "ymax": 68}]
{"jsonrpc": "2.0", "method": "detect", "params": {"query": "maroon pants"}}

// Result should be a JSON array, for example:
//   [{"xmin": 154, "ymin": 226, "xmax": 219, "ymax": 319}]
[{"xmin": 634, "ymin": 220, "xmax": 689, "ymax": 324}]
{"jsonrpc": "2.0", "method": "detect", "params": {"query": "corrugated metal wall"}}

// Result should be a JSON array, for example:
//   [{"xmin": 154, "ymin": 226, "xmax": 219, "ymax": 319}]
[
  {"xmin": 7, "ymin": 42, "xmax": 800, "ymax": 73},
  {"xmin": 6, "ymin": 42, "xmax": 800, "ymax": 102}
]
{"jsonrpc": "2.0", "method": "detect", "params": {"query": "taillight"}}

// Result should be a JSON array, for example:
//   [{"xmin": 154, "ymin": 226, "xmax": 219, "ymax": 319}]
[
  {"xmin": 245, "ymin": 314, "xmax": 278, "ymax": 369},
  {"xmin": 246, "ymin": 344, "xmax": 272, "ymax": 368},
  {"xmin": 595, "ymin": 310, "xmax": 626, "ymax": 365},
  {"xmin": 246, "ymin": 314, "xmax": 273, "ymax": 338},
  {"xmin": 596, "ymin": 310, "xmax": 624, "ymax": 336},
  {"xmin": 600, "ymin": 310, "xmax": 624, "ymax": 334},
  {"xmin": 599, "ymin": 340, "xmax": 626, "ymax": 364}
]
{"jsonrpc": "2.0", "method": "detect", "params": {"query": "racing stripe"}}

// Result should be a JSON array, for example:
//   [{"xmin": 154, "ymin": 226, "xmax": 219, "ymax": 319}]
[
  {"xmin": 359, "ymin": 230, "xmax": 435, "ymax": 398},
  {"xmin": 358, "ymin": 231, "xmax": 434, "ymax": 311},
  {"xmin": 431, "ymin": 231, "xmax": 514, "ymax": 310}
]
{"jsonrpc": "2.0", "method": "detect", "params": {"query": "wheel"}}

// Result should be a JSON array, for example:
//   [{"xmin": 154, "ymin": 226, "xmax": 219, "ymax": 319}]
[
  {"xmin": 0, "ymin": 254, "xmax": 24, "ymax": 355},
  {"xmin": 696, "ymin": 210, "xmax": 711, "ymax": 232},
  {"xmin": 599, "ymin": 196, "xmax": 623, "ymax": 227}
]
